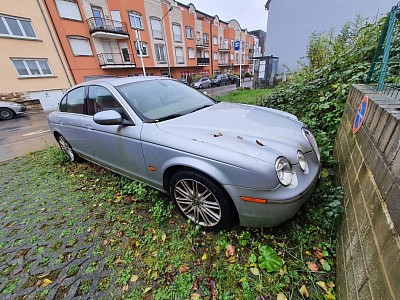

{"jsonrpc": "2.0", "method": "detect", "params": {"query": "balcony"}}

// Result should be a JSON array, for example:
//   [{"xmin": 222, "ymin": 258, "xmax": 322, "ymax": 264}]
[
  {"xmin": 218, "ymin": 43, "xmax": 230, "ymax": 52},
  {"xmin": 98, "ymin": 53, "xmax": 135, "ymax": 69},
  {"xmin": 87, "ymin": 17, "xmax": 129, "ymax": 39},
  {"xmin": 218, "ymin": 59, "xmax": 230, "ymax": 66},
  {"xmin": 197, "ymin": 57, "xmax": 210, "ymax": 65},
  {"xmin": 196, "ymin": 38, "xmax": 209, "ymax": 48}
]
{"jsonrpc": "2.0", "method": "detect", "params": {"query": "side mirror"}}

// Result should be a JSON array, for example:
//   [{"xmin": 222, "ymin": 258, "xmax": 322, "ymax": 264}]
[{"xmin": 93, "ymin": 110, "xmax": 122, "ymax": 125}]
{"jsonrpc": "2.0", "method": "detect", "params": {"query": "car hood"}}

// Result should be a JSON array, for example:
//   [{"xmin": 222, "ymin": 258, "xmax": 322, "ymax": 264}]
[{"xmin": 156, "ymin": 102, "xmax": 311, "ymax": 164}]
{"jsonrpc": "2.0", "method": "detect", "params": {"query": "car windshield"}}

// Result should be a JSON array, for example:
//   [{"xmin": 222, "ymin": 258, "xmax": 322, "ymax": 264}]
[{"xmin": 117, "ymin": 79, "xmax": 215, "ymax": 122}]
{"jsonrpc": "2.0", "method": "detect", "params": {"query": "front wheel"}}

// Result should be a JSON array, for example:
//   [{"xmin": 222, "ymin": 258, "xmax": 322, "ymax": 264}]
[
  {"xmin": 56, "ymin": 134, "xmax": 79, "ymax": 162},
  {"xmin": 0, "ymin": 108, "xmax": 15, "ymax": 120},
  {"xmin": 170, "ymin": 170, "xmax": 235, "ymax": 230}
]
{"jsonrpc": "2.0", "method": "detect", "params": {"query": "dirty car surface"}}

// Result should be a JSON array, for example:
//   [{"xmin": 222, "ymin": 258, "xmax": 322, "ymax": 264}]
[{"xmin": 48, "ymin": 76, "xmax": 320, "ymax": 230}]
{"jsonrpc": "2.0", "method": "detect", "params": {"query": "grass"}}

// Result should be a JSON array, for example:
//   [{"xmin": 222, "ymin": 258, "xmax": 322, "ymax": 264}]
[
  {"xmin": 0, "ymin": 88, "xmax": 339, "ymax": 299},
  {"xmin": 215, "ymin": 88, "xmax": 272, "ymax": 105}
]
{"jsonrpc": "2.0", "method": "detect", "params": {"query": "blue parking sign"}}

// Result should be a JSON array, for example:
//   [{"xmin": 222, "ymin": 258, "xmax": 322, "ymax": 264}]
[{"xmin": 234, "ymin": 40, "xmax": 240, "ymax": 51}]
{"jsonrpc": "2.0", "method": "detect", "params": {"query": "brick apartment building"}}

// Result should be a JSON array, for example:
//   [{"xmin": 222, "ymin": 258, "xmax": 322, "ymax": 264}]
[{"xmin": 43, "ymin": 0, "xmax": 256, "ymax": 83}]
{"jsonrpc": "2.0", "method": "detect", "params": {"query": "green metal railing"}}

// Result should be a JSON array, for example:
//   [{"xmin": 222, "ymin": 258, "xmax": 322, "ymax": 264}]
[{"xmin": 366, "ymin": 2, "xmax": 400, "ymax": 99}]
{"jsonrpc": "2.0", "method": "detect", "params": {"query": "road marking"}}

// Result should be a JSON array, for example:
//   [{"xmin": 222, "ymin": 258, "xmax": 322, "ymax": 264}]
[{"xmin": 22, "ymin": 130, "xmax": 50, "ymax": 137}]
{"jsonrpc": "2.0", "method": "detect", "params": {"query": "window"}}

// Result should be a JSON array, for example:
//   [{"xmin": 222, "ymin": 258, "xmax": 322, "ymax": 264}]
[
  {"xmin": 186, "ymin": 26, "xmax": 193, "ymax": 39},
  {"xmin": 60, "ymin": 87, "xmax": 85, "ymax": 114},
  {"xmin": 204, "ymin": 51, "xmax": 209, "ymax": 58},
  {"xmin": 196, "ymin": 31, "xmax": 200, "ymax": 40},
  {"xmin": 150, "ymin": 17, "xmax": 163, "ymax": 39},
  {"xmin": 68, "ymin": 36, "xmax": 93, "ymax": 56},
  {"xmin": 231, "ymin": 39, "xmax": 234, "ymax": 47},
  {"xmin": 55, "ymin": 0, "xmax": 82, "ymax": 21},
  {"xmin": 213, "ymin": 36, "xmax": 218, "ymax": 45},
  {"xmin": 155, "ymin": 44, "xmax": 166, "ymax": 63},
  {"xmin": 129, "ymin": 11, "xmax": 143, "ymax": 29},
  {"xmin": 203, "ymin": 33, "xmax": 209, "ymax": 44},
  {"xmin": 12, "ymin": 59, "xmax": 53, "ymax": 78},
  {"xmin": 175, "ymin": 47, "xmax": 184, "ymax": 64},
  {"xmin": 0, "ymin": 15, "xmax": 36, "ymax": 38},
  {"xmin": 213, "ymin": 52, "xmax": 218, "ymax": 60},
  {"xmin": 188, "ymin": 48, "xmax": 195, "ymax": 59},
  {"xmin": 172, "ymin": 23, "xmax": 182, "ymax": 42},
  {"xmin": 135, "ymin": 41, "xmax": 148, "ymax": 56},
  {"xmin": 87, "ymin": 85, "xmax": 126, "ymax": 117}
]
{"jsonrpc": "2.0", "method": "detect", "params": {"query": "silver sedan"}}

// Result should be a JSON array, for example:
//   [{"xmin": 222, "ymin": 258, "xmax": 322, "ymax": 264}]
[
  {"xmin": 48, "ymin": 77, "xmax": 320, "ymax": 230},
  {"xmin": 0, "ymin": 101, "xmax": 26, "ymax": 120}
]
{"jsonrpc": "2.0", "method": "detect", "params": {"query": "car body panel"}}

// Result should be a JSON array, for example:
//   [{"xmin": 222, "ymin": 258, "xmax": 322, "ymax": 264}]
[
  {"xmin": 0, "ymin": 101, "xmax": 26, "ymax": 118},
  {"xmin": 48, "ymin": 76, "xmax": 320, "ymax": 228}
]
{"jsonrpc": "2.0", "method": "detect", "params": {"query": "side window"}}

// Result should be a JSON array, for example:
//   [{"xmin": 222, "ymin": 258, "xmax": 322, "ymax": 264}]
[
  {"xmin": 66, "ymin": 87, "xmax": 85, "ymax": 114},
  {"xmin": 87, "ymin": 86, "xmax": 126, "ymax": 118},
  {"xmin": 59, "ymin": 95, "xmax": 67, "ymax": 112}
]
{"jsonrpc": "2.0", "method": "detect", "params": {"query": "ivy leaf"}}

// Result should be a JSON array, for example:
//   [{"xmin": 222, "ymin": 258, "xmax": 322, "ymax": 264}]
[{"xmin": 258, "ymin": 246, "xmax": 282, "ymax": 272}]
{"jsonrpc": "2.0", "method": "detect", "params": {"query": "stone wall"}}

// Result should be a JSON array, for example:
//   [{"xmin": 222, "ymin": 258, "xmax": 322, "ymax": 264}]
[
  {"xmin": 0, "ymin": 92, "xmax": 42, "ymax": 111},
  {"xmin": 334, "ymin": 84, "xmax": 400, "ymax": 299}
]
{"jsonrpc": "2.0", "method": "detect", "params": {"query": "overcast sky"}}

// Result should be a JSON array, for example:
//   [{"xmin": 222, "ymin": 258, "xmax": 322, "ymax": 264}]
[{"xmin": 177, "ymin": 0, "xmax": 268, "ymax": 31}]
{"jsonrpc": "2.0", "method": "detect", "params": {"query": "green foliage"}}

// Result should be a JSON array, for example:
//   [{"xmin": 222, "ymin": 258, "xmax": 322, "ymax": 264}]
[
  {"xmin": 257, "ymin": 245, "xmax": 282, "ymax": 272},
  {"xmin": 215, "ymin": 88, "xmax": 271, "ymax": 105}
]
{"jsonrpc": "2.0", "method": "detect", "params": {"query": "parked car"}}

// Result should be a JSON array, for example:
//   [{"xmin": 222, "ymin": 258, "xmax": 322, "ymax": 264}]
[
  {"xmin": 211, "ymin": 74, "xmax": 229, "ymax": 86},
  {"xmin": 179, "ymin": 78, "xmax": 189, "ymax": 85},
  {"xmin": 228, "ymin": 74, "xmax": 240, "ymax": 84},
  {"xmin": 48, "ymin": 76, "xmax": 320, "ymax": 230},
  {"xmin": 0, "ymin": 101, "xmax": 26, "ymax": 120},
  {"xmin": 191, "ymin": 77, "xmax": 211, "ymax": 89}
]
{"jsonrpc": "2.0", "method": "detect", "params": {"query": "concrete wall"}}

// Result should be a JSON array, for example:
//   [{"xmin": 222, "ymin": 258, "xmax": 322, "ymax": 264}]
[{"xmin": 334, "ymin": 84, "xmax": 400, "ymax": 299}]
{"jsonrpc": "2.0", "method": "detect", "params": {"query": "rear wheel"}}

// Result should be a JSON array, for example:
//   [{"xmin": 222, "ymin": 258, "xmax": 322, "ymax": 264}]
[
  {"xmin": 170, "ymin": 170, "xmax": 235, "ymax": 230},
  {"xmin": 0, "ymin": 108, "xmax": 15, "ymax": 120},
  {"xmin": 56, "ymin": 134, "xmax": 79, "ymax": 162}
]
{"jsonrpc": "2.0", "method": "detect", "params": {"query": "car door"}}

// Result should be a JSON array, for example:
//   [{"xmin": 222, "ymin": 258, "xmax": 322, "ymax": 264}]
[
  {"xmin": 84, "ymin": 85, "xmax": 148, "ymax": 181},
  {"xmin": 57, "ymin": 86, "xmax": 93, "ymax": 158}
]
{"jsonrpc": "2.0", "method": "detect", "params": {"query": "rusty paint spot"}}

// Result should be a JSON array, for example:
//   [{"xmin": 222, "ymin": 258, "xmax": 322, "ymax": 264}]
[
  {"xmin": 213, "ymin": 132, "xmax": 223, "ymax": 137},
  {"xmin": 237, "ymin": 136, "xmax": 243, "ymax": 140},
  {"xmin": 148, "ymin": 166, "xmax": 157, "ymax": 171},
  {"xmin": 256, "ymin": 140, "xmax": 264, "ymax": 146}
]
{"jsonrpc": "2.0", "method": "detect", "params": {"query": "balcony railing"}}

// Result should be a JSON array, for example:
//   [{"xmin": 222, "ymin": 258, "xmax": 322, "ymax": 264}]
[
  {"xmin": 197, "ymin": 57, "xmax": 210, "ymax": 65},
  {"xmin": 218, "ymin": 59, "xmax": 230, "ymax": 66},
  {"xmin": 218, "ymin": 43, "xmax": 230, "ymax": 51},
  {"xmin": 98, "ymin": 53, "xmax": 135, "ymax": 68},
  {"xmin": 196, "ymin": 38, "xmax": 209, "ymax": 48},
  {"xmin": 87, "ymin": 17, "xmax": 129, "ymax": 38}
]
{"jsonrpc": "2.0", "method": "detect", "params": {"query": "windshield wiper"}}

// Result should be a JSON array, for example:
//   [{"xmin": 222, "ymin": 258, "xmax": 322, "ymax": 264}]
[
  {"xmin": 191, "ymin": 104, "xmax": 213, "ymax": 113},
  {"xmin": 150, "ymin": 113, "xmax": 183, "ymax": 123}
]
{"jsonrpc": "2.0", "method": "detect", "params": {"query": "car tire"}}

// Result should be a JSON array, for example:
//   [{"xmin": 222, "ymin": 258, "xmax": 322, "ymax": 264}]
[
  {"xmin": 170, "ymin": 170, "xmax": 236, "ymax": 230},
  {"xmin": 0, "ymin": 108, "xmax": 15, "ymax": 120},
  {"xmin": 56, "ymin": 134, "xmax": 79, "ymax": 162}
]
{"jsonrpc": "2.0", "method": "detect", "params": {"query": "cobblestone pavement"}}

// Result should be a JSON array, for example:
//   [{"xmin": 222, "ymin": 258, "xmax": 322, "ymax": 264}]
[{"xmin": 0, "ymin": 153, "xmax": 119, "ymax": 299}]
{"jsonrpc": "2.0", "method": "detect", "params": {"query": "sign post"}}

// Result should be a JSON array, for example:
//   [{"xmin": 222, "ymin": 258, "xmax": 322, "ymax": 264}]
[{"xmin": 234, "ymin": 40, "xmax": 241, "ymax": 87}]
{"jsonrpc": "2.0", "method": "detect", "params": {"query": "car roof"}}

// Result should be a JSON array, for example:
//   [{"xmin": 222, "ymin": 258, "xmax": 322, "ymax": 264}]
[{"xmin": 75, "ymin": 76, "xmax": 170, "ymax": 88}]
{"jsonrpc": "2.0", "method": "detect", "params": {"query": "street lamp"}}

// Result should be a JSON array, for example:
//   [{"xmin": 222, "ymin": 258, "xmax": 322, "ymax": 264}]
[{"xmin": 162, "ymin": 6, "xmax": 173, "ymax": 77}]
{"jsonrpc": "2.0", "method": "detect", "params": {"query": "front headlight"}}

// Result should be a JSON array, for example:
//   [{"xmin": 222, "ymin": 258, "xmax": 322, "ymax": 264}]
[
  {"xmin": 302, "ymin": 128, "xmax": 320, "ymax": 161},
  {"xmin": 275, "ymin": 157, "xmax": 292, "ymax": 186},
  {"xmin": 297, "ymin": 150, "xmax": 307, "ymax": 171}
]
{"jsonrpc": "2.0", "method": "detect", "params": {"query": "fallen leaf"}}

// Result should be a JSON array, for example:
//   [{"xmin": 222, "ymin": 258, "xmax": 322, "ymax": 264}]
[
  {"xmin": 143, "ymin": 287, "xmax": 152, "ymax": 294},
  {"xmin": 316, "ymin": 281, "xmax": 328, "ymax": 292},
  {"xmin": 225, "ymin": 245, "xmax": 235, "ymax": 257},
  {"xmin": 37, "ymin": 272, "xmax": 50, "ymax": 279},
  {"xmin": 191, "ymin": 293, "xmax": 200, "ymax": 300},
  {"xmin": 123, "ymin": 284, "xmax": 129, "ymax": 291},
  {"xmin": 179, "ymin": 264, "xmax": 190, "ymax": 273},
  {"xmin": 161, "ymin": 233, "xmax": 167, "ymax": 243},
  {"xmin": 305, "ymin": 250, "xmax": 312, "ymax": 256},
  {"xmin": 227, "ymin": 256, "xmax": 237, "ymax": 263},
  {"xmin": 169, "ymin": 219, "xmax": 175, "ymax": 224},
  {"xmin": 250, "ymin": 267, "xmax": 260, "ymax": 276},
  {"xmin": 115, "ymin": 258, "xmax": 126, "ymax": 265},
  {"xmin": 181, "ymin": 223, "xmax": 188, "ymax": 229},
  {"xmin": 277, "ymin": 292, "xmax": 288, "ymax": 300},
  {"xmin": 201, "ymin": 253, "xmax": 207, "ymax": 261},
  {"xmin": 42, "ymin": 278, "xmax": 52, "ymax": 287},
  {"xmin": 299, "ymin": 285, "xmax": 309, "ymax": 298},
  {"xmin": 324, "ymin": 292, "xmax": 336, "ymax": 300},
  {"xmin": 306, "ymin": 261, "xmax": 319, "ymax": 272},
  {"xmin": 327, "ymin": 282, "xmax": 335, "ymax": 288},
  {"xmin": 194, "ymin": 258, "xmax": 201, "ymax": 266},
  {"xmin": 36, "ymin": 280, "xmax": 41, "ymax": 288},
  {"xmin": 130, "ymin": 275, "xmax": 139, "ymax": 282}
]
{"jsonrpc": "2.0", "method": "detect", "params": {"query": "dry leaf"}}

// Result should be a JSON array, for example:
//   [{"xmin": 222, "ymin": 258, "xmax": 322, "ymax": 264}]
[
  {"xmin": 306, "ymin": 261, "xmax": 319, "ymax": 272},
  {"xmin": 143, "ymin": 287, "xmax": 152, "ymax": 294},
  {"xmin": 324, "ymin": 292, "xmax": 336, "ymax": 300},
  {"xmin": 225, "ymin": 245, "xmax": 235, "ymax": 257},
  {"xmin": 115, "ymin": 258, "xmax": 126, "ymax": 265},
  {"xmin": 161, "ymin": 233, "xmax": 167, "ymax": 243},
  {"xmin": 36, "ymin": 280, "xmax": 41, "ymax": 288},
  {"xmin": 250, "ymin": 267, "xmax": 260, "ymax": 276},
  {"xmin": 123, "ymin": 284, "xmax": 129, "ymax": 291},
  {"xmin": 316, "ymin": 281, "xmax": 328, "ymax": 292},
  {"xmin": 179, "ymin": 264, "xmax": 190, "ymax": 273},
  {"xmin": 42, "ymin": 278, "xmax": 52, "ymax": 287},
  {"xmin": 277, "ymin": 292, "xmax": 288, "ymax": 300},
  {"xmin": 227, "ymin": 256, "xmax": 237, "ymax": 263},
  {"xmin": 299, "ymin": 285, "xmax": 309, "ymax": 298},
  {"xmin": 37, "ymin": 272, "xmax": 50, "ymax": 279},
  {"xmin": 191, "ymin": 293, "xmax": 200, "ymax": 300},
  {"xmin": 130, "ymin": 275, "xmax": 139, "ymax": 282},
  {"xmin": 327, "ymin": 282, "xmax": 335, "ymax": 288},
  {"xmin": 201, "ymin": 253, "xmax": 207, "ymax": 261}
]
